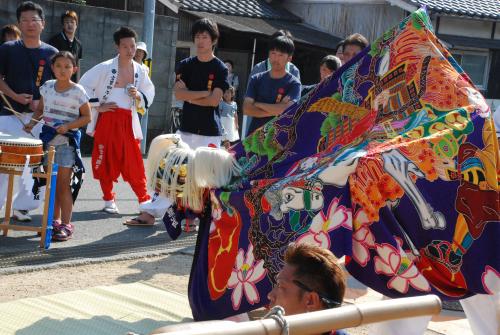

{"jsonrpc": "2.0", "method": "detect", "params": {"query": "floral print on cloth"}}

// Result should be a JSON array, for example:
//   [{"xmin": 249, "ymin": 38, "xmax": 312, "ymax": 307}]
[{"xmin": 174, "ymin": 9, "xmax": 500, "ymax": 321}]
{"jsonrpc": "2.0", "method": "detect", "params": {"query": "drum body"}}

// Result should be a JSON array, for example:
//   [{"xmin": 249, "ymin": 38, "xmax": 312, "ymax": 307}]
[{"xmin": 0, "ymin": 132, "xmax": 43, "ymax": 170}]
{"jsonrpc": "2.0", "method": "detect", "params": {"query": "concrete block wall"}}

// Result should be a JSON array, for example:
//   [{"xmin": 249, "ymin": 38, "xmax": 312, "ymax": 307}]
[{"xmin": 0, "ymin": 0, "xmax": 178, "ymax": 151}]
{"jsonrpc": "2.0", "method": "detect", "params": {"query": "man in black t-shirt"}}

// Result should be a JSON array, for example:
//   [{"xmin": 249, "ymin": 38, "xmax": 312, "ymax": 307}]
[
  {"xmin": 131, "ymin": 18, "xmax": 229, "ymax": 228},
  {"xmin": 174, "ymin": 17, "xmax": 229, "ymax": 149},
  {"xmin": 48, "ymin": 10, "xmax": 82, "ymax": 82}
]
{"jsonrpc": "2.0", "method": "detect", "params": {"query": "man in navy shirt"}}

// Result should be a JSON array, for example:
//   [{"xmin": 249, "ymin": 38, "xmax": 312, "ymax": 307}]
[
  {"xmin": 0, "ymin": 1, "xmax": 57, "ymax": 221},
  {"xmin": 244, "ymin": 35, "xmax": 301, "ymax": 134},
  {"xmin": 249, "ymin": 30, "xmax": 301, "ymax": 81}
]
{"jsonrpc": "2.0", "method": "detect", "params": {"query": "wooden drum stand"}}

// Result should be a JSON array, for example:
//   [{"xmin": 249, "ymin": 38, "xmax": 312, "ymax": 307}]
[{"xmin": 0, "ymin": 147, "xmax": 56, "ymax": 248}]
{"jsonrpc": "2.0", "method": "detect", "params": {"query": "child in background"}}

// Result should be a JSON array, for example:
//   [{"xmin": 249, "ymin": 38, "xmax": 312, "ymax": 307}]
[
  {"xmin": 24, "ymin": 51, "xmax": 91, "ymax": 241},
  {"xmin": 219, "ymin": 86, "xmax": 239, "ymax": 148},
  {"xmin": 0, "ymin": 24, "xmax": 21, "ymax": 45}
]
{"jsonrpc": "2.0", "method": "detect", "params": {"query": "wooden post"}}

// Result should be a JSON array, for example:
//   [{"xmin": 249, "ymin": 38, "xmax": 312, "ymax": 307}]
[
  {"xmin": 39, "ymin": 146, "xmax": 55, "ymax": 248},
  {"xmin": 2, "ymin": 173, "xmax": 15, "ymax": 236}
]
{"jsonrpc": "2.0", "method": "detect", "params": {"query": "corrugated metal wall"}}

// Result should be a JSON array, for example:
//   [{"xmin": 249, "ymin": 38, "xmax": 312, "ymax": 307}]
[
  {"xmin": 178, "ymin": 13, "xmax": 197, "ymax": 41},
  {"xmin": 283, "ymin": 3, "xmax": 405, "ymax": 43},
  {"xmin": 85, "ymin": 0, "xmax": 125, "ymax": 10},
  {"xmin": 61, "ymin": 0, "xmax": 174, "ymax": 15}
]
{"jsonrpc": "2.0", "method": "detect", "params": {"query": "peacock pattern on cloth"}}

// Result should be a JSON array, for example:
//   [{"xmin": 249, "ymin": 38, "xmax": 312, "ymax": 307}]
[{"xmin": 164, "ymin": 10, "xmax": 500, "ymax": 321}]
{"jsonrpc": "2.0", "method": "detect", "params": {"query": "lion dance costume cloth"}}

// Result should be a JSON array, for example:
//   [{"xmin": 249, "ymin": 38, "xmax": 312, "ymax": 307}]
[{"xmin": 155, "ymin": 10, "xmax": 499, "ymax": 321}]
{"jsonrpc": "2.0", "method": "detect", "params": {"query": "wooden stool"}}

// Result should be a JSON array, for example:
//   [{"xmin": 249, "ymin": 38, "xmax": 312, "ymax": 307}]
[{"xmin": 0, "ymin": 147, "xmax": 56, "ymax": 248}]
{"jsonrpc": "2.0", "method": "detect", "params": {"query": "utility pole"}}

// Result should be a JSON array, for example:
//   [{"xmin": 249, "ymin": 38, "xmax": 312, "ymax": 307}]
[
  {"xmin": 140, "ymin": 0, "xmax": 155, "ymax": 153},
  {"xmin": 241, "ymin": 38, "xmax": 257, "ymax": 139}
]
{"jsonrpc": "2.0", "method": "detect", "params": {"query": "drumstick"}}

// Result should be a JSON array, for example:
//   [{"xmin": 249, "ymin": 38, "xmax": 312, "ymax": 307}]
[
  {"xmin": 0, "ymin": 91, "xmax": 55, "ymax": 131},
  {"xmin": 0, "ymin": 92, "xmax": 37, "ymax": 138},
  {"xmin": 2, "ymin": 106, "xmax": 51, "ymax": 128},
  {"xmin": 0, "ymin": 90, "xmax": 16, "ymax": 111},
  {"xmin": 0, "ymin": 91, "xmax": 29, "ymax": 126},
  {"xmin": 0, "ymin": 91, "xmax": 30, "ymax": 127}
]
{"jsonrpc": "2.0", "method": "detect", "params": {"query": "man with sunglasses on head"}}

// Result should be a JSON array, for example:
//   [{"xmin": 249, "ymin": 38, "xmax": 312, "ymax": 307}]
[
  {"xmin": 151, "ymin": 243, "xmax": 349, "ymax": 335},
  {"xmin": 268, "ymin": 243, "xmax": 349, "ymax": 335}
]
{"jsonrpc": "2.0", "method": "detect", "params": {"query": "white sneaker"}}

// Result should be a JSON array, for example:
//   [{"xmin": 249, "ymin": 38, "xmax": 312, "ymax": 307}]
[
  {"xmin": 103, "ymin": 200, "xmax": 119, "ymax": 214},
  {"xmin": 13, "ymin": 209, "xmax": 32, "ymax": 222}
]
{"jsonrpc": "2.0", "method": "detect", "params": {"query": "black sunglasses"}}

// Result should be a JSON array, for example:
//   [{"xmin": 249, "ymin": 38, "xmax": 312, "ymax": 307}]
[{"xmin": 292, "ymin": 279, "xmax": 341, "ymax": 309}]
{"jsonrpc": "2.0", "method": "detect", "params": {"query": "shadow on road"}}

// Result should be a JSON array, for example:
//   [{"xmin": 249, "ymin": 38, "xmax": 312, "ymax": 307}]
[
  {"xmin": 0, "ymin": 223, "xmax": 197, "ymax": 271},
  {"xmin": 71, "ymin": 209, "xmax": 131, "ymax": 221}
]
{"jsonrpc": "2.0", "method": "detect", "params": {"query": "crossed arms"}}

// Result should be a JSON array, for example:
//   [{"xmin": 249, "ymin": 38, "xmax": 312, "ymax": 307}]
[
  {"xmin": 174, "ymin": 79, "xmax": 222, "ymax": 107},
  {"xmin": 243, "ymin": 96, "xmax": 293, "ymax": 118}
]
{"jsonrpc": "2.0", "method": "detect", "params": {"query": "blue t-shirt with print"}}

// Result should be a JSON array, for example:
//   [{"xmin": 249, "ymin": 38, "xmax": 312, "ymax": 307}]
[
  {"xmin": 245, "ymin": 70, "xmax": 301, "ymax": 134},
  {"xmin": 0, "ymin": 40, "xmax": 58, "ymax": 115},
  {"xmin": 176, "ymin": 56, "xmax": 229, "ymax": 136}
]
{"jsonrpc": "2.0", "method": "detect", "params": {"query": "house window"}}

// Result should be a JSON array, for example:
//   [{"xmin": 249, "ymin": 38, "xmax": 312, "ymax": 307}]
[{"xmin": 451, "ymin": 50, "xmax": 490, "ymax": 90}]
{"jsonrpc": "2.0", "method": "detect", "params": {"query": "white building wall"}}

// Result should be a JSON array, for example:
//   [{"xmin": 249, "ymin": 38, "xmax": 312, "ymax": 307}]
[{"xmin": 438, "ymin": 17, "xmax": 494, "ymax": 39}]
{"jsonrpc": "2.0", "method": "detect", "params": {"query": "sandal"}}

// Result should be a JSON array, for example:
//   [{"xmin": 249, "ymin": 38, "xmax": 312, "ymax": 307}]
[
  {"xmin": 52, "ymin": 220, "xmax": 63, "ymax": 233},
  {"xmin": 38, "ymin": 220, "xmax": 62, "ymax": 237},
  {"xmin": 52, "ymin": 223, "xmax": 74, "ymax": 241},
  {"xmin": 123, "ymin": 217, "xmax": 155, "ymax": 226}
]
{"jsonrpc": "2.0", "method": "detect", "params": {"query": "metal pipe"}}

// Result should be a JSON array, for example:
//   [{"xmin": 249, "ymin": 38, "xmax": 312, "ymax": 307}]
[
  {"xmin": 140, "ymin": 0, "xmax": 156, "ymax": 153},
  {"xmin": 154, "ymin": 295, "xmax": 442, "ymax": 335},
  {"xmin": 241, "ymin": 37, "xmax": 257, "ymax": 139},
  {"xmin": 250, "ymin": 38, "xmax": 257, "ymax": 76}
]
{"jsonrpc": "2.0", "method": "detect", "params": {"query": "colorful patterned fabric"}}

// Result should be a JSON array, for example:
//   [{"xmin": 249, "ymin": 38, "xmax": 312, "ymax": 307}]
[{"xmin": 179, "ymin": 10, "xmax": 500, "ymax": 320}]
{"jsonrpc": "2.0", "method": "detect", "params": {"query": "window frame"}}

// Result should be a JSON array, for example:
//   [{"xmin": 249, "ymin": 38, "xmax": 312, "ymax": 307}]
[{"xmin": 451, "ymin": 48, "xmax": 491, "ymax": 91}]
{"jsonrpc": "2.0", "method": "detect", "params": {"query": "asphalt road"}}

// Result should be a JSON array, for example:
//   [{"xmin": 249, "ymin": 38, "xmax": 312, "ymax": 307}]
[{"xmin": 0, "ymin": 157, "xmax": 197, "ymax": 271}]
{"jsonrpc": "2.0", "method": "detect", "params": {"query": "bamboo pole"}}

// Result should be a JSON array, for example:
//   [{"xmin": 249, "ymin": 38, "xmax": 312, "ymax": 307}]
[
  {"xmin": 154, "ymin": 295, "xmax": 441, "ymax": 335},
  {"xmin": 40, "ymin": 146, "xmax": 55, "ymax": 248}
]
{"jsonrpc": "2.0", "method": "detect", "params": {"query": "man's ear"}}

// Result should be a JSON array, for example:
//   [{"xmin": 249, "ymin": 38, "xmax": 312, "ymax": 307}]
[
  {"xmin": 305, "ymin": 291, "xmax": 323, "ymax": 312},
  {"xmin": 287, "ymin": 55, "xmax": 293, "ymax": 62},
  {"xmin": 73, "ymin": 66, "xmax": 78, "ymax": 75}
]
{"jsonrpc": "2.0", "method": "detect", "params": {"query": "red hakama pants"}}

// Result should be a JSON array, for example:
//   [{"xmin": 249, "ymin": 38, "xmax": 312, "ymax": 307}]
[{"xmin": 92, "ymin": 108, "xmax": 150, "ymax": 203}]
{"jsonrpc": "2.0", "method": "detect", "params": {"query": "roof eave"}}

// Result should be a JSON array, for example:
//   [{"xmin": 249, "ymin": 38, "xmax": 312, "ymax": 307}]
[
  {"xmin": 385, "ymin": 0, "xmax": 418, "ymax": 12},
  {"xmin": 391, "ymin": 0, "xmax": 500, "ymax": 21},
  {"xmin": 172, "ymin": 0, "xmax": 302, "ymax": 22},
  {"xmin": 433, "ymin": 11, "xmax": 499, "ymax": 21},
  {"xmin": 158, "ymin": 0, "xmax": 180, "ymax": 14}
]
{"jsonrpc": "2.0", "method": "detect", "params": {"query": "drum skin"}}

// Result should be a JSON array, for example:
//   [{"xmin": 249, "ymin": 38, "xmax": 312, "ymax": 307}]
[{"xmin": 0, "ymin": 133, "xmax": 43, "ymax": 170}]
